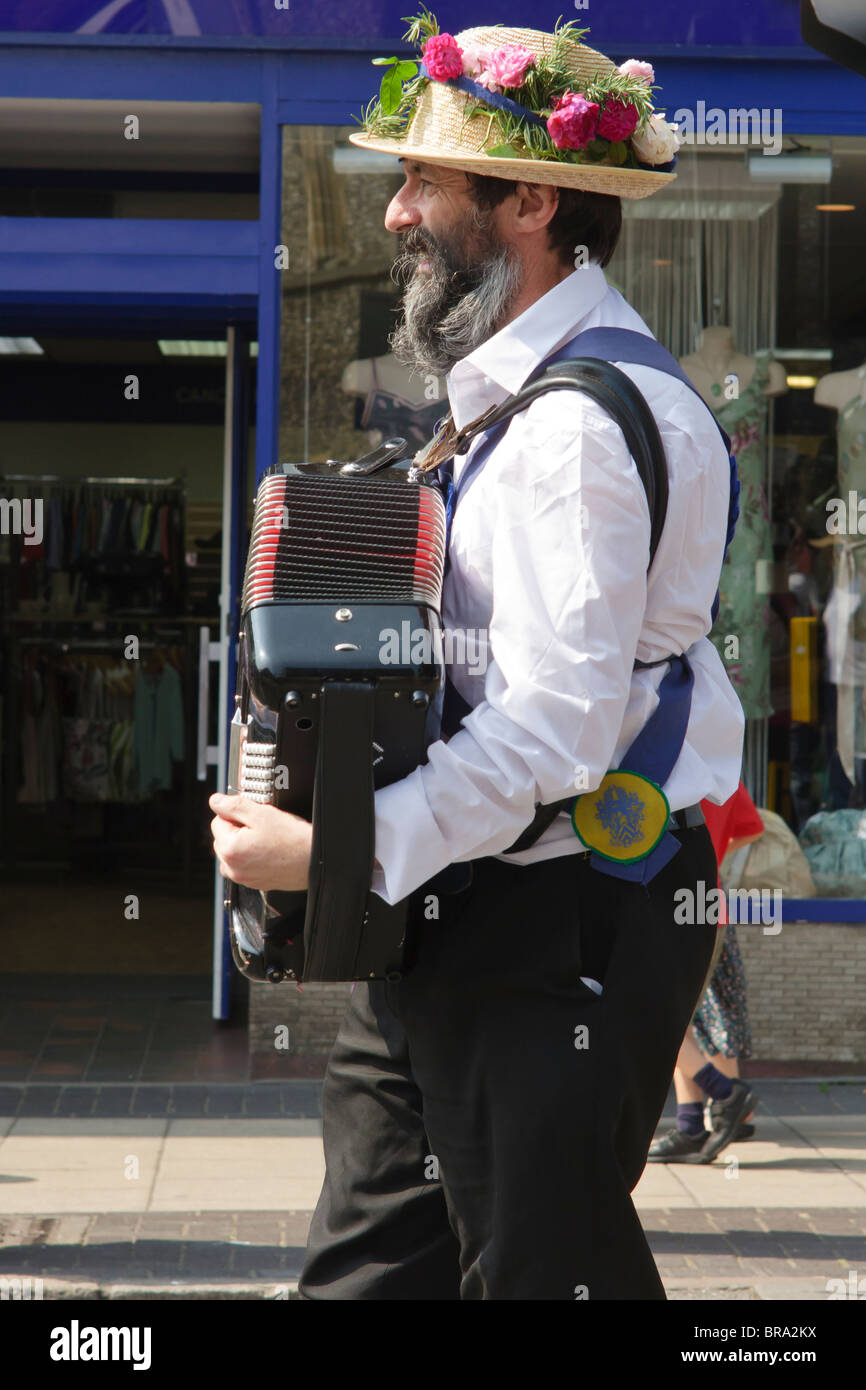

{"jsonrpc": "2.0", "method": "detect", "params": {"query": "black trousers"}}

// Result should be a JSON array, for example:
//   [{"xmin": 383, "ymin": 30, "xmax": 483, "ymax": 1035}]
[{"xmin": 299, "ymin": 824, "xmax": 717, "ymax": 1301}]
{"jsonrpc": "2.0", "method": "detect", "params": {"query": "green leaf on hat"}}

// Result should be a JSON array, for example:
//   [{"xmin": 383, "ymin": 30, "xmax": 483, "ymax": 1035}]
[
  {"xmin": 380, "ymin": 68, "xmax": 405, "ymax": 115},
  {"xmin": 394, "ymin": 61, "xmax": 418, "ymax": 80},
  {"xmin": 372, "ymin": 56, "xmax": 398, "ymax": 65},
  {"xmin": 606, "ymin": 140, "xmax": 628, "ymax": 166},
  {"xmin": 485, "ymin": 143, "xmax": 521, "ymax": 158}
]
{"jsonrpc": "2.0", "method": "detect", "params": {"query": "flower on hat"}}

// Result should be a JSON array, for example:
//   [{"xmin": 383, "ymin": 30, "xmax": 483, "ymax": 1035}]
[
  {"xmin": 460, "ymin": 39, "xmax": 493, "ymax": 78},
  {"xmin": 597, "ymin": 97, "xmax": 640, "ymax": 142},
  {"xmin": 631, "ymin": 111, "xmax": 681, "ymax": 165},
  {"xmin": 421, "ymin": 32, "xmax": 464, "ymax": 82},
  {"xmin": 617, "ymin": 58, "xmax": 655, "ymax": 87},
  {"xmin": 547, "ymin": 92, "xmax": 599, "ymax": 151},
  {"xmin": 486, "ymin": 44, "xmax": 536, "ymax": 90}
]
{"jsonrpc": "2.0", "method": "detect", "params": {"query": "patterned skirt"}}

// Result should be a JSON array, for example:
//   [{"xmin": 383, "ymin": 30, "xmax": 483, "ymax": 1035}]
[{"xmin": 692, "ymin": 923, "xmax": 753, "ymax": 1059}]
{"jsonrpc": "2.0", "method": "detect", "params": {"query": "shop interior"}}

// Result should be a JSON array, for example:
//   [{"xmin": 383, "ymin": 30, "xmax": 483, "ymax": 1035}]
[{"xmin": 0, "ymin": 100, "xmax": 260, "ymax": 1081}]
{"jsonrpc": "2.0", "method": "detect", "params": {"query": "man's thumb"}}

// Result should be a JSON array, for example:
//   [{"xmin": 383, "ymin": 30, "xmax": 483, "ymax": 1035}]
[{"xmin": 209, "ymin": 792, "xmax": 259, "ymax": 825}]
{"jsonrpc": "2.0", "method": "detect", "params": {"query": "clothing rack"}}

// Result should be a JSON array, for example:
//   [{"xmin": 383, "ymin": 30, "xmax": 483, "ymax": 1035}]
[
  {"xmin": 17, "ymin": 637, "xmax": 179, "ymax": 649},
  {"xmin": 0, "ymin": 475, "xmax": 182, "ymax": 485},
  {"xmin": 0, "ymin": 474, "xmax": 195, "ymax": 882}
]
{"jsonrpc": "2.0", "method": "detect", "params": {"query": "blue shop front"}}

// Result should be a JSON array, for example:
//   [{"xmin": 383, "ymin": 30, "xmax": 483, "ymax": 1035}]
[{"xmin": 0, "ymin": 1, "xmax": 865, "ymax": 1037}]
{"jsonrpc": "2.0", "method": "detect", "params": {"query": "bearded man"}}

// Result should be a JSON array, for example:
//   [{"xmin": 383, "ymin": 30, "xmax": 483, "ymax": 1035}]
[{"xmin": 210, "ymin": 22, "xmax": 744, "ymax": 1300}]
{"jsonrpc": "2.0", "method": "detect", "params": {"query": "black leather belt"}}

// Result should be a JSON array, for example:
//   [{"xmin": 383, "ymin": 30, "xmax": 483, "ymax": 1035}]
[{"xmin": 668, "ymin": 803, "xmax": 705, "ymax": 830}]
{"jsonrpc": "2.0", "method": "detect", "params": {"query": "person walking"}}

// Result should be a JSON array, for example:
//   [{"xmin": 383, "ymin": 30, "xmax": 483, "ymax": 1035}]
[{"xmin": 210, "ymin": 15, "xmax": 744, "ymax": 1299}]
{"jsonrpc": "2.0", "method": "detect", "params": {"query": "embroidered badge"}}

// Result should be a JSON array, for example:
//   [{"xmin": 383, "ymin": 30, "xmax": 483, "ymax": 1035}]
[{"xmin": 571, "ymin": 770, "xmax": 670, "ymax": 863}]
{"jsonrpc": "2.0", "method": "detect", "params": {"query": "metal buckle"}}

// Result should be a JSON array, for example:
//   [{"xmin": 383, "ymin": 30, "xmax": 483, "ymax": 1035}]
[{"xmin": 337, "ymin": 437, "xmax": 409, "ymax": 475}]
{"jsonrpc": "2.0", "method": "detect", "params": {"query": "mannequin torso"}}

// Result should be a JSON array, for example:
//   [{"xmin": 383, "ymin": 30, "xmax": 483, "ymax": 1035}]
[
  {"xmin": 679, "ymin": 327, "xmax": 787, "ymax": 406},
  {"xmin": 814, "ymin": 363, "xmax": 866, "ymax": 413}
]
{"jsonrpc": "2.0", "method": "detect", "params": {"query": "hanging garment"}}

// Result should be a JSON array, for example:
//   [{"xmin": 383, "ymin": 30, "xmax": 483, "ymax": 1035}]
[
  {"xmin": 17, "ymin": 655, "xmax": 62, "ymax": 804},
  {"xmin": 108, "ymin": 718, "xmax": 138, "ymax": 803},
  {"xmin": 708, "ymin": 351, "xmax": 775, "ymax": 719},
  {"xmin": 61, "ymin": 715, "xmax": 112, "ymax": 801},
  {"xmin": 133, "ymin": 661, "xmax": 185, "ymax": 796},
  {"xmin": 61, "ymin": 665, "xmax": 111, "ymax": 802}
]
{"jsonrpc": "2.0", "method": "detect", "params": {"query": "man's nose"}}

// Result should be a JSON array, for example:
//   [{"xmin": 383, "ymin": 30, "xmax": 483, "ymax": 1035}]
[{"xmin": 384, "ymin": 188, "xmax": 422, "ymax": 233}]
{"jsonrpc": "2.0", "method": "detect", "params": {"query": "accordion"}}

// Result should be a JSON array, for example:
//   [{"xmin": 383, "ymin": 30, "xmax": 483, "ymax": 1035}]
[{"xmin": 225, "ymin": 438, "xmax": 447, "ymax": 984}]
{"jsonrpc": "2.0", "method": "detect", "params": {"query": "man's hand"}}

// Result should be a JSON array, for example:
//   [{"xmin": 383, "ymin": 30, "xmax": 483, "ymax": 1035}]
[{"xmin": 209, "ymin": 793, "xmax": 313, "ymax": 891}]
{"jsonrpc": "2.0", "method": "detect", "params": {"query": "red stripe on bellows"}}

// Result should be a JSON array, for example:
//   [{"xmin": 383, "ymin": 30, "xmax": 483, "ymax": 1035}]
[
  {"xmin": 414, "ymin": 492, "xmax": 438, "ymax": 592},
  {"xmin": 251, "ymin": 481, "xmax": 286, "ymax": 601}
]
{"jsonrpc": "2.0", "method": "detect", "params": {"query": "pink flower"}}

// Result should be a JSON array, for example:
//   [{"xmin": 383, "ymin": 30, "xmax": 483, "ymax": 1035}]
[
  {"xmin": 597, "ymin": 97, "xmax": 640, "ymax": 142},
  {"xmin": 421, "ymin": 33, "xmax": 464, "ymax": 82},
  {"xmin": 617, "ymin": 58, "xmax": 655, "ymax": 86},
  {"xmin": 460, "ymin": 40, "xmax": 493, "ymax": 78},
  {"xmin": 546, "ymin": 92, "xmax": 599, "ymax": 151},
  {"xmin": 486, "ymin": 43, "xmax": 536, "ymax": 89}
]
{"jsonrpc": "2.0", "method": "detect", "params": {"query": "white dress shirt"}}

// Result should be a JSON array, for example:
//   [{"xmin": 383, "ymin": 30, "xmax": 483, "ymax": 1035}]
[{"xmin": 370, "ymin": 261, "xmax": 745, "ymax": 905}]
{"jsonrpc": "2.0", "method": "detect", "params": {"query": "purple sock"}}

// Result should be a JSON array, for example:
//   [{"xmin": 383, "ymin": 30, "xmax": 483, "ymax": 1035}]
[
  {"xmin": 694, "ymin": 1062, "xmax": 733, "ymax": 1101},
  {"xmin": 677, "ymin": 1101, "xmax": 705, "ymax": 1136}
]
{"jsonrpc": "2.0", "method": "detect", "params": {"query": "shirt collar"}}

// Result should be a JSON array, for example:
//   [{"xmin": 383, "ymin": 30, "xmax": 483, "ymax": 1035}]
[{"xmin": 445, "ymin": 262, "xmax": 610, "ymax": 430}]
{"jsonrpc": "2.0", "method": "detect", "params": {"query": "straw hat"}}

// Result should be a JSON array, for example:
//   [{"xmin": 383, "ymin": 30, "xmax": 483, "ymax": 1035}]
[{"xmin": 349, "ymin": 21, "xmax": 679, "ymax": 200}]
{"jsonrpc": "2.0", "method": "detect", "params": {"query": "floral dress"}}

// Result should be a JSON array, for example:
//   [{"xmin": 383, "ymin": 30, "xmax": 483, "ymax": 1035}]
[
  {"xmin": 692, "ymin": 928, "xmax": 753, "ymax": 1059},
  {"xmin": 709, "ymin": 351, "xmax": 775, "ymax": 719},
  {"xmin": 693, "ymin": 782, "xmax": 761, "ymax": 1059}
]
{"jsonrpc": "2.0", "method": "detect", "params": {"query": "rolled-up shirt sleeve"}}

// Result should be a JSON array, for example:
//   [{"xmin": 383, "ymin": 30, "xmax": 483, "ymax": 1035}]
[{"xmin": 370, "ymin": 396, "xmax": 652, "ymax": 905}]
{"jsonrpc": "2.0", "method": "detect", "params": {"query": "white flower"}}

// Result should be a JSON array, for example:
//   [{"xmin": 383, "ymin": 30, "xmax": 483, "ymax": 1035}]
[
  {"xmin": 460, "ymin": 41, "xmax": 493, "ymax": 77},
  {"xmin": 617, "ymin": 58, "xmax": 655, "ymax": 86},
  {"xmin": 631, "ymin": 111, "xmax": 681, "ymax": 165}
]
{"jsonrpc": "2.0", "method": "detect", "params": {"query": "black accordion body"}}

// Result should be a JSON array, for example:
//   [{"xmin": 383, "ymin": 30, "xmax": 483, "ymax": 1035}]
[{"xmin": 226, "ymin": 440, "xmax": 447, "ymax": 984}]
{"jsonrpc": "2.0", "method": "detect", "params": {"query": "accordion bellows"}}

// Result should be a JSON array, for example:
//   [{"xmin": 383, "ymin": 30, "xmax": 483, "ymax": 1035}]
[
  {"xmin": 227, "ymin": 457, "xmax": 447, "ymax": 985},
  {"xmin": 242, "ymin": 473, "xmax": 446, "ymax": 612}
]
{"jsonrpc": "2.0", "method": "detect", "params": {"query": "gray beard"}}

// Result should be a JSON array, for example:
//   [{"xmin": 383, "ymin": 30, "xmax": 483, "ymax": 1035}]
[{"xmin": 388, "ymin": 220, "xmax": 524, "ymax": 379}]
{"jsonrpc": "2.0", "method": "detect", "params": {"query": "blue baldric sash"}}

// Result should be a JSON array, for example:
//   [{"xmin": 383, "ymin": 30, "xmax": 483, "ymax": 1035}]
[{"xmin": 433, "ymin": 326, "xmax": 740, "ymax": 885}]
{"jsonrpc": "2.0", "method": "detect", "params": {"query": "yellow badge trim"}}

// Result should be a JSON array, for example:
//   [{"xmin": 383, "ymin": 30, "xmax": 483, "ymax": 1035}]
[{"xmin": 571, "ymin": 770, "xmax": 671, "ymax": 864}]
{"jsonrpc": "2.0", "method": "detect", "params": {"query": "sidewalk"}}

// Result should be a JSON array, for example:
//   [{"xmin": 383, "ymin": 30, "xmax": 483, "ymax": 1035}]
[{"xmin": 0, "ymin": 1079, "xmax": 863, "ymax": 1300}]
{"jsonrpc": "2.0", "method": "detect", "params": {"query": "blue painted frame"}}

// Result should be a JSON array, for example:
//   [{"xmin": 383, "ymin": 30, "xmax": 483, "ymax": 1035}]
[
  {"xmin": 255, "ymin": 55, "xmax": 282, "ymax": 483},
  {"xmin": 0, "ymin": 216, "xmax": 259, "ymax": 303}
]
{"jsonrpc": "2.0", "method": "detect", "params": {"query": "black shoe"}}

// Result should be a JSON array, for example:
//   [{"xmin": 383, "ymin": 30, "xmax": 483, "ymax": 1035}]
[
  {"xmin": 647, "ymin": 1127, "xmax": 711, "ymax": 1163},
  {"xmin": 734, "ymin": 1121, "xmax": 755, "ymax": 1141},
  {"xmin": 701, "ymin": 1080, "xmax": 756, "ymax": 1162}
]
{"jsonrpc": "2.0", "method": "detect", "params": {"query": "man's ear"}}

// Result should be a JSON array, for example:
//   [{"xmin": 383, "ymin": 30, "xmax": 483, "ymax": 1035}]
[{"xmin": 511, "ymin": 180, "xmax": 560, "ymax": 233}]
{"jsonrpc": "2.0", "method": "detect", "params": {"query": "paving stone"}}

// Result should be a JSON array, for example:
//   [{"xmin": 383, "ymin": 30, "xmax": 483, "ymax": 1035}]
[
  {"xmin": 16, "ymin": 1087, "xmax": 62, "ymax": 1115},
  {"xmin": 0, "ymin": 1087, "xmax": 23, "ymax": 1116},
  {"xmin": 131, "ymin": 1086, "xmax": 173, "ymax": 1114},
  {"xmin": 91, "ymin": 1087, "xmax": 136, "ymax": 1116},
  {"xmin": 55, "ymin": 1088, "xmax": 99, "ymax": 1116}
]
